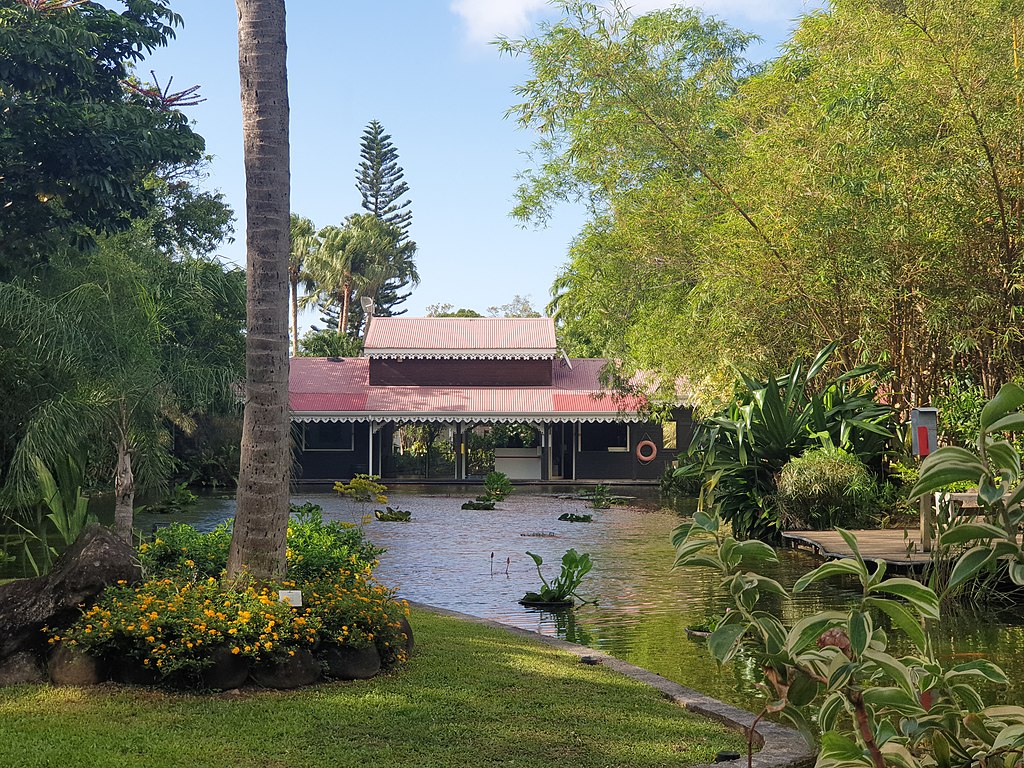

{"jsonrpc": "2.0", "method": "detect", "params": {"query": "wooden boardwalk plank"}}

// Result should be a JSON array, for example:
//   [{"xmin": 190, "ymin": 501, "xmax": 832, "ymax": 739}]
[{"xmin": 783, "ymin": 529, "xmax": 932, "ymax": 567}]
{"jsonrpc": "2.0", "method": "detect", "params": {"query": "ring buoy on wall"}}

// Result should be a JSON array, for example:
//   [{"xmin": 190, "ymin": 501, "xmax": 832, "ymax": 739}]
[{"xmin": 635, "ymin": 440, "xmax": 658, "ymax": 463}]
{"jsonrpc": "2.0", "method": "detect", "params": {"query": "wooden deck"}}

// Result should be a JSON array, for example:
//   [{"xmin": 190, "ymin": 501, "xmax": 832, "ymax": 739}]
[{"xmin": 783, "ymin": 529, "xmax": 933, "ymax": 568}]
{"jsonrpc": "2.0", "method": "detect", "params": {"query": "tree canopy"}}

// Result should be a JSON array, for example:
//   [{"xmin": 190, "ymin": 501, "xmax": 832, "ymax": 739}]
[
  {"xmin": 0, "ymin": 0, "xmax": 207, "ymax": 273},
  {"xmin": 504, "ymin": 0, "xmax": 1024, "ymax": 412}
]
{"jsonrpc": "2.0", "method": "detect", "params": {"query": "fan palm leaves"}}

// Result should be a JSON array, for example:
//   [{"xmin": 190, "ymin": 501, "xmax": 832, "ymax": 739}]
[
  {"xmin": 289, "ymin": 214, "xmax": 317, "ymax": 356},
  {"xmin": 0, "ymin": 224, "xmax": 239, "ymax": 542},
  {"xmin": 299, "ymin": 213, "xmax": 418, "ymax": 337}
]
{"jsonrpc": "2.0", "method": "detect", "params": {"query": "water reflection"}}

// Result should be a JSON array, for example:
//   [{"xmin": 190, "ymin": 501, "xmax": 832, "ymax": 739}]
[{"xmin": 7, "ymin": 486, "xmax": 1024, "ymax": 711}]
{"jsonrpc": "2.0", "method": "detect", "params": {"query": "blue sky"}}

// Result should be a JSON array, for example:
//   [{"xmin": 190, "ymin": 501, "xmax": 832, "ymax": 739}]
[{"xmin": 145, "ymin": 0, "xmax": 823, "ymax": 325}]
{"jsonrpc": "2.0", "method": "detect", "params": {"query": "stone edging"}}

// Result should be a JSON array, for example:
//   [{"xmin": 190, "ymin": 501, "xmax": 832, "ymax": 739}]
[{"xmin": 406, "ymin": 601, "xmax": 816, "ymax": 768}]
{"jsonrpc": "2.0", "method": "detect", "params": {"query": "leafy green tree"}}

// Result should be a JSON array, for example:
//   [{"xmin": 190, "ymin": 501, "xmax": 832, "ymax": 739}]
[
  {"xmin": 297, "ymin": 329, "xmax": 363, "ymax": 357},
  {"xmin": 306, "ymin": 214, "xmax": 418, "ymax": 336},
  {"xmin": 486, "ymin": 295, "xmax": 541, "ymax": 318},
  {"xmin": 354, "ymin": 119, "xmax": 417, "ymax": 318},
  {"xmin": 507, "ymin": 0, "xmax": 1024, "ymax": 413},
  {"xmin": 228, "ymin": 0, "xmax": 292, "ymax": 579},
  {"xmin": 0, "ymin": 224, "xmax": 243, "ymax": 541},
  {"xmin": 0, "ymin": 0, "xmax": 206, "ymax": 273},
  {"xmin": 425, "ymin": 303, "xmax": 483, "ymax": 317}
]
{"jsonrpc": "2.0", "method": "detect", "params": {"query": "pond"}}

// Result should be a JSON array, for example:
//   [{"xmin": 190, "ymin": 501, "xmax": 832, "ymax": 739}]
[{"xmin": 9, "ymin": 486, "xmax": 1024, "ymax": 711}]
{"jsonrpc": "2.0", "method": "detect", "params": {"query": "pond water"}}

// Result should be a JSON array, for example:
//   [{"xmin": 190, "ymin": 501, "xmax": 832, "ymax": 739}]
[{"xmin": 8, "ymin": 486, "xmax": 1024, "ymax": 711}]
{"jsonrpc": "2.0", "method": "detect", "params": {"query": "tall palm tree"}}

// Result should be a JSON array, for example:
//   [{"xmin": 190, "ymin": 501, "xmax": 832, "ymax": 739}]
[
  {"xmin": 227, "ymin": 0, "xmax": 292, "ymax": 580},
  {"xmin": 300, "ymin": 214, "xmax": 418, "ymax": 338},
  {"xmin": 289, "ymin": 214, "xmax": 317, "ymax": 356}
]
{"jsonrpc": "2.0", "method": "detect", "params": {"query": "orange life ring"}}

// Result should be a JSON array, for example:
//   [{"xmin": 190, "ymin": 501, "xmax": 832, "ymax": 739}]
[{"xmin": 635, "ymin": 440, "xmax": 658, "ymax": 463}]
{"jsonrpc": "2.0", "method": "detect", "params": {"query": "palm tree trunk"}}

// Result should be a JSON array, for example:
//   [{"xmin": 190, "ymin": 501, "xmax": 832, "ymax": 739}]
[
  {"xmin": 227, "ymin": 0, "xmax": 292, "ymax": 580},
  {"xmin": 340, "ymin": 279, "xmax": 350, "ymax": 336},
  {"xmin": 113, "ymin": 437, "xmax": 135, "ymax": 544},
  {"xmin": 291, "ymin": 277, "xmax": 299, "ymax": 356}
]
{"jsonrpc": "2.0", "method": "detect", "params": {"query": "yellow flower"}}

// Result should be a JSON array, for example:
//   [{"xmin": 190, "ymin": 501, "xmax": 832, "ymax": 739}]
[{"xmin": 231, "ymin": 647, "xmax": 240, "ymax": 655}]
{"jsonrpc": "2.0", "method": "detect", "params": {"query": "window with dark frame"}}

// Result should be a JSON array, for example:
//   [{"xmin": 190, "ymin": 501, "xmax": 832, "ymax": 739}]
[
  {"xmin": 303, "ymin": 421, "xmax": 355, "ymax": 451},
  {"xmin": 579, "ymin": 422, "xmax": 628, "ymax": 451}
]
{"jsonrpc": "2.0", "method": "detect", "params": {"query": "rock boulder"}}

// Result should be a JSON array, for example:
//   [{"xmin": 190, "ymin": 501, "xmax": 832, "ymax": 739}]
[{"xmin": 0, "ymin": 524, "xmax": 141, "ymax": 659}]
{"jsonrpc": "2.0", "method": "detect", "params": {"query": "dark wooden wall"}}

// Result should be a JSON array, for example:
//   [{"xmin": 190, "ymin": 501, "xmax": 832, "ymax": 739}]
[{"xmin": 369, "ymin": 358, "xmax": 552, "ymax": 387}]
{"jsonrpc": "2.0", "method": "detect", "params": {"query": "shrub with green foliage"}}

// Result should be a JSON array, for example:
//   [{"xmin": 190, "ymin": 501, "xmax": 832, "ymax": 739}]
[
  {"xmin": 482, "ymin": 471, "xmax": 513, "ymax": 501},
  {"xmin": 776, "ymin": 449, "xmax": 878, "ymax": 530},
  {"xmin": 677, "ymin": 343, "xmax": 894, "ymax": 540},
  {"xmin": 138, "ymin": 504, "xmax": 383, "ymax": 579}
]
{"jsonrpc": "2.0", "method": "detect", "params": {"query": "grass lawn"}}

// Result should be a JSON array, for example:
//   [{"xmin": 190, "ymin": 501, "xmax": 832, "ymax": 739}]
[{"xmin": 0, "ymin": 609, "xmax": 746, "ymax": 768}]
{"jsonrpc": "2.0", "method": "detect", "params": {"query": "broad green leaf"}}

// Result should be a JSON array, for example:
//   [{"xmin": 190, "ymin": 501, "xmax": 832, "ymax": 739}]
[
  {"xmin": 952, "ymin": 683, "xmax": 987, "ymax": 713},
  {"xmin": 793, "ymin": 559, "xmax": 865, "ymax": 592},
  {"xmin": 980, "ymin": 383, "xmax": 1024, "ymax": 431},
  {"xmin": 862, "ymin": 649, "xmax": 916, "ymax": 695},
  {"xmin": 862, "ymin": 686, "xmax": 925, "ymax": 715},
  {"xmin": 818, "ymin": 692, "xmax": 848, "ymax": 733},
  {"xmin": 732, "ymin": 539, "xmax": 778, "ymax": 562},
  {"xmin": 868, "ymin": 578, "xmax": 941, "ymax": 620},
  {"xmin": 819, "ymin": 731, "xmax": 865, "ymax": 762},
  {"xmin": 778, "ymin": 704, "xmax": 817, "ymax": 747},
  {"xmin": 946, "ymin": 546, "xmax": 994, "ymax": 592},
  {"xmin": 879, "ymin": 741, "xmax": 918, "ymax": 768},
  {"xmin": 948, "ymin": 659, "xmax": 1008, "ymax": 685},
  {"xmin": 849, "ymin": 610, "xmax": 870, "ymax": 656},
  {"xmin": 787, "ymin": 671, "xmax": 820, "ymax": 707},
  {"xmin": 672, "ymin": 538, "xmax": 714, "ymax": 566},
  {"xmin": 693, "ymin": 510, "xmax": 716, "ymax": 532},
  {"xmin": 984, "ymin": 706, "xmax": 1024, "ymax": 722},
  {"xmin": 785, "ymin": 611, "xmax": 846, "ymax": 655},
  {"xmin": 939, "ymin": 522, "xmax": 1009, "ymax": 546},
  {"xmin": 931, "ymin": 731, "xmax": 951, "ymax": 768},
  {"xmin": 707, "ymin": 622, "xmax": 746, "ymax": 663},
  {"xmin": 986, "ymin": 413, "xmax": 1024, "ymax": 434},
  {"xmin": 863, "ymin": 597, "xmax": 926, "ymax": 651},
  {"xmin": 991, "ymin": 723, "xmax": 1024, "ymax": 752}
]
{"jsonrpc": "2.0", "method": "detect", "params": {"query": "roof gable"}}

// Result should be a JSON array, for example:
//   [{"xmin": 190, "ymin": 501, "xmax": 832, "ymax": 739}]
[{"xmin": 363, "ymin": 317, "xmax": 557, "ymax": 359}]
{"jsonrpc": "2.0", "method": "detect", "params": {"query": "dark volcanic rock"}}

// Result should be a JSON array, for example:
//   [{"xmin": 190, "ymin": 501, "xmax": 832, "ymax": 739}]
[
  {"xmin": 199, "ymin": 647, "xmax": 251, "ymax": 691},
  {"xmin": 0, "ymin": 524, "xmax": 141, "ymax": 659},
  {"xmin": 0, "ymin": 651, "xmax": 45, "ymax": 685},
  {"xmin": 48, "ymin": 642, "xmax": 105, "ymax": 686},
  {"xmin": 397, "ymin": 615, "xmax": 414, "ymax": 656},
  {"xmin": 250, "ymin": 650, "xmax": 321, "ymax": 689},
  {"xmin": 319, "ymin": 644, "xmax": 381, "ymax": 680}
]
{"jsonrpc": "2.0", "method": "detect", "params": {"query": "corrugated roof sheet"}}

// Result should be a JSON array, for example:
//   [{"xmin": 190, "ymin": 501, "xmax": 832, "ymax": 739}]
[
  {"xmin": 363, "ymin": 317, "xmax": 557, "ymax": 357},
  {"xmin": 288, "ymin": 357, "xmax": 647, "ymax": 420}
]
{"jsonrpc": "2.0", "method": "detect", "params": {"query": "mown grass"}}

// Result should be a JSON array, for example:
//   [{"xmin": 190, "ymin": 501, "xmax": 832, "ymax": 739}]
[{"xmin": 0, "ymin": 609, "xmax": 746, "ymax": 768}]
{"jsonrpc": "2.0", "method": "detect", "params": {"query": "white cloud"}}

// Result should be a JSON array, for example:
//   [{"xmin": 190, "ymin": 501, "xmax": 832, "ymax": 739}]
[
  {"xmin": 450, "ymin": 0, "xmax": 819, "ymax": 44},
  {"xmin": 449, "ymin": 0, "xmax": 550, "ymax": 44}
]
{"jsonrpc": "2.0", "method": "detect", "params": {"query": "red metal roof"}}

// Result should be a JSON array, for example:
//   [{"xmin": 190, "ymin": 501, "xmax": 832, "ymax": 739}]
[
  {"xmin": 363, "ymin": 317, "xmax": 557, "ymax": 358},
  {"xmin": 289, "ymin": 357, "xmax": 647, "ymax": 422}
]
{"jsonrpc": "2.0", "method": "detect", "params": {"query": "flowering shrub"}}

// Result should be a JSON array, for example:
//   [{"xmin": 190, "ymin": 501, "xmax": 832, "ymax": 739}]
[
  {"xmin": 138, "ymin": 505, "xmax": 384, "ymax": 580},
  {"xmin": 138, "ymin": 522, "xmax": 233, "ymax": 578},
  {"xmin": 286, "ymin": 508, "xmax": 384, "ymax": 582},
  {"xmin": 302, "ymin": 569, "xmax": 410, "ymax": 666},
  {"xmin": 53, "ymin": 578, "xmax": 321, "ymax": 679}
]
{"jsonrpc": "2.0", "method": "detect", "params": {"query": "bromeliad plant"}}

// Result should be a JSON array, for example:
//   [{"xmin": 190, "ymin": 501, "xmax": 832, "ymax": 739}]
[
  {"xmin": 676, "ymin": 343, "xmax": 894, "ymax": 541},
  {"xmin": 521, "ymin": 549, "xmax": 595, "ymax": 605}
]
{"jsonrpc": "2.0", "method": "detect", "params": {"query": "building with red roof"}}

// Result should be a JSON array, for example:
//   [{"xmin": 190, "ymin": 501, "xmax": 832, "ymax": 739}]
[{"xmin": 291, "ymin": 317, "xmax": 692, "ymax": 482}]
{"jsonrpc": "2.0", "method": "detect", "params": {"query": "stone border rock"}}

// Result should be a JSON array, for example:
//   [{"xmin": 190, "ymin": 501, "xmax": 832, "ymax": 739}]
[{"xmin": 407, "ymin": 601, "xmax": 816, "ymax": 768}]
